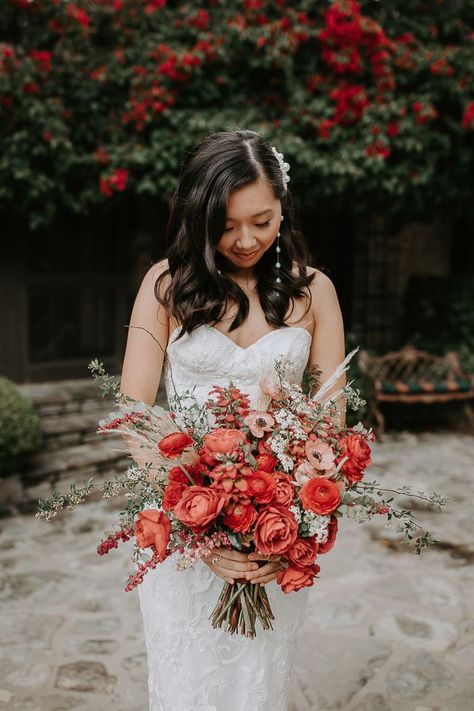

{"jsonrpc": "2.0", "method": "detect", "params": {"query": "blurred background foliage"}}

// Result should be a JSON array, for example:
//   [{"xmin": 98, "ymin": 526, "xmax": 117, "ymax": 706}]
[{"xmin": 1, "ymin": 0, "xmax": 474, "ymax": 230}]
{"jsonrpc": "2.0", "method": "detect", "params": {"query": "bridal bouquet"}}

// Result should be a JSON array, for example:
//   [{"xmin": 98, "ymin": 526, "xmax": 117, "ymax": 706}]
[{"xmin": 36, "ymin": 348, "xmax": 448, "ymax": 639}]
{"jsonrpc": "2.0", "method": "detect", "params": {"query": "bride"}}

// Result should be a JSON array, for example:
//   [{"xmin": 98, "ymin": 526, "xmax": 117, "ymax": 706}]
[{"xmin": 119, "ymin": 129, "xmax": 346, "ymax": 711}]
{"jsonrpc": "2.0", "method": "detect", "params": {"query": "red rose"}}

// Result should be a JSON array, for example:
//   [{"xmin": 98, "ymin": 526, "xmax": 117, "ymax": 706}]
[
  {"xmin": 271, "ymin": 471, "xmax": 295, "ymax": 507},
  {"xmin": 254, "ymin": 505, "xmax": 298, "ymax": 555},
  {"xmin": 158, "ymin": 432, "xmax": 194, "ymax": 458},
  {"xmin": 255, "ymin": 453, "xmax": 278, "ymax": 472},
  {"xmin": 247, "ymin": 470, "xmax": 277, "ymax": 504},
  {"xmin": 173, "ymin": 486, "xmax": 226, "ymax": 533},
  {"xmin": 318, "ymin": 515, "xmax": 338, "ymax": 554},
  {"xmin": 135, "ymin": 509, "xmax": 171, "ymax": 561},
  {"xmin": 300, "ymin": 478, "xmax": 341, "ymax": 515},
  {"xmin": 277, "ymin": 562, "xmax": 320, "ymax": 593},
  {"xmin": 223, "ymin": 500, "xmax": 258, "ymax": 533},
  {"xmin": 337, "ymin": 433, "xmax": 372, "ymax": 484},
  {"xmin": 286, "ymin": 535, "xmax": 319, "ymax": 568},
  {"xmin": 167, "ymin": 466, "xmax": 189, "ymax": 484}
]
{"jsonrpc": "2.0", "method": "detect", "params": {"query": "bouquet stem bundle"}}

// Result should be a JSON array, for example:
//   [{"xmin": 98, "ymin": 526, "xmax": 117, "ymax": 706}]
[{"xmin": 210, "ymin": 580, "xmax": 274, "ymax": 638}]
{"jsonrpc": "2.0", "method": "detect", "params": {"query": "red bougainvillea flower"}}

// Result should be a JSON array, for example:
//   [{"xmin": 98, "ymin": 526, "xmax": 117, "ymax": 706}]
[
  {"xmin": 188, "ymin": 9, "xmax": 210, "ymax": 30},
  {"xmin": 99, "ymin": 168, "xmax": 129, "ymax": 197},
  {"xmin": 462, "ymin": 101, "xmax": 474, "ymax": 130},
  {"xmin": 29, "ymin": 50, "xmax": 52, "ymax": 73},
  {"xmin": 67, "ymin": 3, "xmax": 91, "ymax": 27},
  {"xmin": 158, "ymin": 431, "xmax": 194, "ymax": 459},
  {"xmin": 299, "ymin": 478, "xmax": 341, "ymax": 515},
  {"xmin": 135, "ymin": 509, "xmax": 171, "ymax": 561}
]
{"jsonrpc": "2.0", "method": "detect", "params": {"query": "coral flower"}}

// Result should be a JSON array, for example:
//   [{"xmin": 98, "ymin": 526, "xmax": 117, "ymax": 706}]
[
  {"xmin": 243, "ymin": 411, "xmax": 274, "ymax": 438},
  {"xmin": 305, "ymin": 438, "xmax": 336, "ymax": 472}
]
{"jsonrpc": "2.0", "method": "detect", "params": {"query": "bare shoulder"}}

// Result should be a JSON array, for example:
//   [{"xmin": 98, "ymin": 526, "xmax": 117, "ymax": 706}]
[
  {"xmin": 144, "ymin": 257, "xmax": 170, "ymax": 284},
  {"xmin": 137, "ymin": 258, "xmax": 170, "ymax": 300},
  {"xmin": 305, "ymin": 267, "xmax": 341, "ymax": 317},
  {"xmin": 307, "ymin": 267, "xmax": 338, "ymax": 297}
]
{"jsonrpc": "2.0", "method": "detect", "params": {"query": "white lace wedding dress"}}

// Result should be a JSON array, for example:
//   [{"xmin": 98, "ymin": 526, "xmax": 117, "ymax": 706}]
[{"xmin": 137, "ymin": 324, "xmax": 313, "ymax": 711}]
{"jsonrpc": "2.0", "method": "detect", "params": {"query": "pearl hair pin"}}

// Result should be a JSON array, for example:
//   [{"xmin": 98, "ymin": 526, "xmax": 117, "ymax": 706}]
[{"xmin": 271, "ymin": 146, "xmax": 290, "ymax": 191}]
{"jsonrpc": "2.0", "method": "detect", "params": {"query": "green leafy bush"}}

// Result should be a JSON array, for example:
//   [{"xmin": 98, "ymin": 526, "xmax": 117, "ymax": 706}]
[
  {"xmin": 402, "ymin": 274, "xmax": 474, "ymax": 374},
  {"xmin": 1, "ymin": 0, "xmax": 474, "ymax": 230},
  {"xmin": 0, "ymin": 376, "xmax": 42, "ymax": 474}
]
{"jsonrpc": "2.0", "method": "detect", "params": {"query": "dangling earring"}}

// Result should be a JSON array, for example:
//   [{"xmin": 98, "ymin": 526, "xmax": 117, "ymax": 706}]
[{"xmin": 275, "ymin": 214, "xmax": 284, "ymax": 284}]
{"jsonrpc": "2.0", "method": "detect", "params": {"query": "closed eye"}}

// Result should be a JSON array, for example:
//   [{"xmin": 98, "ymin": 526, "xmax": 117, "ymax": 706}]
[{"xmin": 224, "ymin": 220, "xmax": 271, "ymax": 232}]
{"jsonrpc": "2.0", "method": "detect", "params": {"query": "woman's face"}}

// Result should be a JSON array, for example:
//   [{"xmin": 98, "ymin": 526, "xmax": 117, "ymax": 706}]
[{"xmin": 216, "ymin": 176, "xmax": 281, "ymax": 272}]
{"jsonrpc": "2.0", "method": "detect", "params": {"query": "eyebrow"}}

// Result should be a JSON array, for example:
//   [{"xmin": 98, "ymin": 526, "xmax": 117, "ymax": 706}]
[{"xmin": 226, "ymin": 208, "xmax": 274, "ymax": 221}]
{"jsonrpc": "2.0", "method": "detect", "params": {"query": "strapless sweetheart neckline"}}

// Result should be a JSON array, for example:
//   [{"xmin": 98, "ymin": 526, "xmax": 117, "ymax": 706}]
[{"xmin": 167, "ymin": 323, "xmax": 312, "ymax": 353}]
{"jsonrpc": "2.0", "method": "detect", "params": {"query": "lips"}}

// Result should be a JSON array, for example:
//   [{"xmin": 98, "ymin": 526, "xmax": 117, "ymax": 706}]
[{"xmin": 233, "ymin": 249, "xmax": 259, "ymax": 259}]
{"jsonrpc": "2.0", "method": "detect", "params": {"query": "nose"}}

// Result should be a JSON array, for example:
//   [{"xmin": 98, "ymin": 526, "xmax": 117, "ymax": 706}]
[{"xmin": 235, "ymin": 225, "xmax": 258, "ymax": 250}]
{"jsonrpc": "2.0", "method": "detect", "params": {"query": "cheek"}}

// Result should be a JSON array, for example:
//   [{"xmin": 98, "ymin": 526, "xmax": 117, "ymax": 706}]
[{"xmin": 216, "ymin": 234, "xmax": 234, "ymax": 253}]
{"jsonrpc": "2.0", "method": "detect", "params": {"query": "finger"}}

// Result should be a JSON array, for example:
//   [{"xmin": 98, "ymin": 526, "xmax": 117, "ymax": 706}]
[
  {"xmin": 218, "ymin": 555, "xmax": 259, "ymax": 573},
  {"xmin": 249, "ymin": 571, "xmax": 280, "ymax": 585},
  {"xmin": 221, "ymin": 548, "xmax": 255, "ymax": 563},
  {"xmin": 247, "ymin": 552, "xmax": 280, "ymax": 561},
  {"xmin": 245, "ymin": 561, "xmax": 282, "ymax": 581}
]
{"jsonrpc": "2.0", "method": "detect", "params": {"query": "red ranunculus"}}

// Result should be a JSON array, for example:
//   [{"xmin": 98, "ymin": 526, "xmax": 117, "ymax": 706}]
[
  {"xmin": 318, "ymin": 515, "xmax": 339, "ymax": 554},
  {"xmin": 135, "ymin": 509, "xmax": 171, "ymax": 561},
  {"xmin": 158, "ymin": 432, "xmax": 194, "ymax": 459},
  {"xmin": 255, "ymin": 453, "xmax": 278, "ymax": 472},
  {"xmin": 173, "ymin": 486, "xmax": 226, "ymax": 533},
  {"xmin": 247, "ymin": 470, "xmax": 277, "ymax": 504},
  {"xmin": 254, "ymin": 505, "xmax": 298, "ymax": 555},
  {"xmin": 162, "ymin": 481, "xmax": 187, "ymax": 511},
  {"xmin": 223, "ymin": 500, "xmax": 258, "ymax": 533},
  {"xmin": 277, "ymin": 562, "xmax": 320, "ymax": 593},
  {"xmin": 286, "ymin": 535, "xmax": 319, "ymax": 568},
  {"xmin": 300, "ymin": 478, "xmax": 341, "ymax": 515},
  {"xmin": 337, "ymin": 433, "xmax": 372, "ymax": 484}
]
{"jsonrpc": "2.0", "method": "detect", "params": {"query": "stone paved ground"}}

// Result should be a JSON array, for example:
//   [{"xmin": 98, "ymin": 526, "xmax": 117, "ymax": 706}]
[{"xmin": 0, "ymin": 430, "xmax": 473, "ymax": 711}]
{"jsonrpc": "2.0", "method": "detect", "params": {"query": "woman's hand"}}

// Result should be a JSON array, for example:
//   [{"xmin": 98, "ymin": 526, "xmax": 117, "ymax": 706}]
[
  {"xmin": 201, "ymin": 546, "xmax": 260, "ymax": 585},
  {"xmin": 245, "ymin": 551, "xmax": 288, "ymax": 586}
]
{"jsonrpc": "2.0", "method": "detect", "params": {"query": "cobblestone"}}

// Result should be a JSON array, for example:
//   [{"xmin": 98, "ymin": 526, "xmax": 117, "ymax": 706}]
[{"xmin": 0, "ymin": 431, "xmax": 472, "ymax": 710}]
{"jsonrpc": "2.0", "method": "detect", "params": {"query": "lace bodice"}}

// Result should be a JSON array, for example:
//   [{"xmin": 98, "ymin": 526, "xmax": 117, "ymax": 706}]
[
  {"xmin": 163, "ymin": 324, "xmax": 312, "ymax": 410},
  {"xmin": 138, "ymin": 324, "xmax": 313, "ymax": 711}
]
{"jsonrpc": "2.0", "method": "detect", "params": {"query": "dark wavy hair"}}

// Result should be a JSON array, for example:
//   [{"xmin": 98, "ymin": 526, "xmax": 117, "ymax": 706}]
[{"xmin": 154, "ymin": 129, "xmax": 315, "ymax": 339}]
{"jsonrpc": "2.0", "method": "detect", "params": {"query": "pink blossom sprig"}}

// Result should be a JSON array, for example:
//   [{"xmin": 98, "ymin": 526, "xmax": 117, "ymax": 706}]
[
  {"xmin": 125, "ymin": 548, "xmax": 172, "ymax": 591},
  {"xmin": 97, "ymin": 527, "xmax": 134, "ymax": 555},
  {"xmin": 175, "ymin": 530, "xmax": 233, "ymax": 570},
  {"xmin": 98, "ymin": 410, "xmax": 149, "ymax": 434}
]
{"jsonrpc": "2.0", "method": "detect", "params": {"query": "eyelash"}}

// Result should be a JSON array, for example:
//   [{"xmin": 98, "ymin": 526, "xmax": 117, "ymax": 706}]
[{"xmin": 224, "ymin": 220, "xmax": 271, "ymax": 232}]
